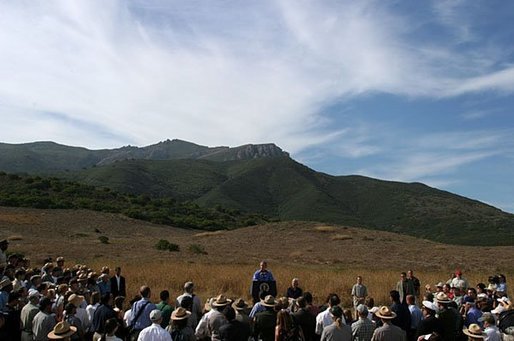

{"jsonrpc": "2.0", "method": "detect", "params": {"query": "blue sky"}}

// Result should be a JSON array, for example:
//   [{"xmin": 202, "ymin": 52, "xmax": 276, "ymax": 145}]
[{"xmin": 1, "ymin": 1, "xmax": 513, "ymax": 212}]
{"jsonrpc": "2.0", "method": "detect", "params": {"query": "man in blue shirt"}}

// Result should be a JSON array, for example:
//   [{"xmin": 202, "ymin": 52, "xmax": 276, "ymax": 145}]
[
  {"xmin": 251, "ymin": 261, "xmax": 276, "ymax": 305},
  {"xmin": 252, "ymin": 261, "xmax": 274, "ymax": 282},
  {"xmin": 128, "ymin": 285, "xmax": 157, "ymax": 339}
]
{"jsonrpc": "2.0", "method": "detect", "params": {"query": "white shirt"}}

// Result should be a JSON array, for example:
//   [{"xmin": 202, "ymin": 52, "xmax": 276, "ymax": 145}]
[
  {"xmin": 484, "ymin": 326, "xmax": 501, "ymax": 341},
  {"xmin": 86, "ymin": 303, "xmax": 99, "ymax": 331},
  {"xmin": 137, "ymin": 323, "xmax": 172, "ymax": 341},
  {"xmin": 316, "ymin": 308, "xmax": 346, "ymax": 335}
]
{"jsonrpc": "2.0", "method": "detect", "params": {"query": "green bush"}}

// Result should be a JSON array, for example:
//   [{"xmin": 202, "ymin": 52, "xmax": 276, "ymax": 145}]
[
  {"xmin": 189, "ymin": 244, "xmax": 208, "ymax": 255},
  {"xmin": 98, "ymin": 236, "xmax": 109, "ymax": 244},
  {"xmin": 155, "ymin": 239, "xmax": 180, "ymax": 252}
]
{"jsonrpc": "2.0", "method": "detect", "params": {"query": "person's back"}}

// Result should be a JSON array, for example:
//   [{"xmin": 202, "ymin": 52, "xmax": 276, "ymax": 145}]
[
  {"xmin": 219, "ymin": 319, "xmax": 251, "ymax": 341},
  {"xmin": 32, "ymin": 310, "xmax": 56, "ymax": 341},
  {"xmin": 295, "ymin": 307, "xmax": 316, "ymax": 341},
  {"xmin": 390, "ymin": 302, "xmax": 411, "ymax": 332},
  {"xmin": 254, "ymin": 308, "xmax": 277, "ymax": 341},
  {"xmin": 437, "ymin": 306, "xmax": 460, "ymax": 341},
  {"xmin": 371, "ymin": 322, "xmax": 406, "ymax": 341},
  {"xmin": 320, "ymin": 323, "xmax": 352, "ymax": 341},
  {"xmin": 352, "ymin": 317, "xmax": 375, "ymax": 341}
]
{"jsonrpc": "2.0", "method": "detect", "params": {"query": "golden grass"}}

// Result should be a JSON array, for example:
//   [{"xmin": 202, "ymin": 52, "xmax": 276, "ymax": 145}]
[
  {"xmin": 2, "ymin": 207, "xmax": 513, "ymax": 309},
  {"xmin": 331, "ymin": 234, "xmax": 352, "ymax": 241},
  {"xmin": 314, "ymin": 225, "xmax": 337, "ymax": 232},
  {"xmin": 193, "ymin": 231, "xmax": 225, "ymax": 238},
  {"xmin": 84, "ymin": 259, "xmax": 513, "ymax": 309},
  {"xmin": 8, "ymin": 235, "xmax": 23, "ymax": 241}
]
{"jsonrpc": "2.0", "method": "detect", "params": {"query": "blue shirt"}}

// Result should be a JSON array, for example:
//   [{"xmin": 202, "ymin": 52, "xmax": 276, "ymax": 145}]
[
  {"xmin": 97, "ymin": 280, "xmax": 111, "ymax": 296},
  {"xmin": 465, "ymin": 307, "xmax": 483, "ymax": 328},
  {"xmin": 129, "ymin": 298, "xmax": 157, "ymax": 330},
  {"xmin": 0, "ymin": 291, "xmax": 8, "ymax": 311},
  {"xmin": 249, "ymin": 302, "xmax": 266, "ymax": 318},
  {"xmin": 252, "ymin": 270, "xmax": 274, "ymax": 282}
]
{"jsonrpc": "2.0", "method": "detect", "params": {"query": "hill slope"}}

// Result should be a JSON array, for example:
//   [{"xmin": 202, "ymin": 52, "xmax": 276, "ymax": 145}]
[{"xmin": 64, "ymin": 157, "xmax": 514, "ymax": 245}]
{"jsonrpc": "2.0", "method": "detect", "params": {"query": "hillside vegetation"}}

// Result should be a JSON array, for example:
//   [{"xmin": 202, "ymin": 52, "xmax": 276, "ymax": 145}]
[
  {"xmin": 64, "ymin": 157, "xmax": 514, "ymax": 246},
  {"xmin": 0, "ymin": 172, "xmax": 267, "ymax": 230},
  {"xmin": 1, "ymin": 140, "xmax": 512, "ymax": 246}
]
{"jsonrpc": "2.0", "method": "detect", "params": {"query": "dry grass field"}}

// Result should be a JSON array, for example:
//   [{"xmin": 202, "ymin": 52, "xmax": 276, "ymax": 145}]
[{"xmin": 1, "ymin": 206, "xmax": 512, "ymax": 307}]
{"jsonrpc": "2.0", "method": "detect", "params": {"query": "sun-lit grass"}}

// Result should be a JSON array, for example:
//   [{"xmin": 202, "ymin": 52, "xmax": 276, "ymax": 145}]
[
  {"xmin": 331, "ymin": 234, "xmax": 352, "ymax": 241},
  {"xmin": 314, "ymin": 225, "xmax": 337, "ymax": 233},
  {"xmin": 84, "ymin": 259, "xmax": 513, "ymax": 309},
  {"xmin": 193, "ymin": 231, "xmax": 225, "ymax": 238}
]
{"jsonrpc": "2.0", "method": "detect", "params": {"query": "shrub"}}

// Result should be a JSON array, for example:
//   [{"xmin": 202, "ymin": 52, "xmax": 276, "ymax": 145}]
[
  {"xmin": 155, "ymin": 239, "xmax": 180, "ymax": 252},
  {"xmin": 189, "ymin": 244, "xmax": 208, "ymax": 255},
  {"xmin": 98, "ymin": 236, "xmax": 109, "ymax": 244}
]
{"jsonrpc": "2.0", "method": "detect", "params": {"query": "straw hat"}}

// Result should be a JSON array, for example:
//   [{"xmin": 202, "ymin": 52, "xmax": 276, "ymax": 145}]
[
  {"xmin": 261, "ymin": 295, "xmax": 277, "ymax": 307},
  {"xmin": 487, "ymin": 283, "xmax": 497, "ymax": 291},
  {"xmin": 212, "ymin": 294, "xmax": 232, "ymax": 307},
  {"xmin": 172, "ymin": 307, "xmax": 192, "ymax": 320},
  {"xmin": 232, "ymin": 298, "xmax": 248, "ymax": 311},
  {"xmin": 422, "ymin": 300, "xmax": 437, "ymax": 312},
  {"xmin": 463, "ymin": 324, "xmax": 486, "ymax": 339},
  {"xmin": 47, "ymin": 321, "xmax": 77, "ymax": 339},
  {"xmin": 0, "ymin": 278, "xmax": 12, "ymax": 290},
  {"xmin": 375, "ymin": 306, "xmax": 397, "ymax": 320},
  {"xmin": 68, "ymin": 294, "xmax": 84, "ymax": 307},
  {"xmin": 435, "ymin": 292, "xmax": 452, "ymax": 304}
]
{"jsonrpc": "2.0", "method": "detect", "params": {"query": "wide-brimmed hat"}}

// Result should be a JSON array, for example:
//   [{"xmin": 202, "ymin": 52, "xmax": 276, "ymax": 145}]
[
  {"xmin": 68, "ymin": 294, "xmax": 84, "ymax": 307},
  {"xmin": 435, "ymin": 292, "xmax": 452, "ymax": 304},
  {"xmin": 212, "ymin": 294, "xmax": 232, "ymax": 307},
  {"xmin": 436, "ymin": 282, "xmax": 445, "ymax": 288},
  {"xmin": 233, "ymin": 298, "xmax": 248, "ymax": 311},
  {"xmin": 487, "ymin": 284, "xmax": 497, "ymax": 291},
  {"xmin": 463, "ymin": 324, "xmax": 485, "ymax": 339},
  {"xmin": 478, "ymin": 312, "xmax": 494, "ymax": 324},
  {"xmin": 0, "ymin": 239, "xmax": 8, "ymax": 245},
  {"xmin": 422, "ymin": 300, "xmax": 437, "ymax": 312},
  {"xmin": 56, "ymin": 257, "xmax": 65, "ymax": 262},
  {"xmin": 48, "ymin": 321, "xmax": 77, "ymax": 339},
  {"xmin": 0, "ymin": 278, "xmax": 12, "ymax": 289},
  {"xmin": 497, "ymin": 297, "xmax": 511, "ymax": 305},
  {"xmin": 369, "ymin": 306, "xmax": 379, "ymax": 314},
  {"xmin": 375, "ymin": 306, "xmax": 397, "ymax": 320},
  {"xmin": 261, "ymin": 295, "xmax": 277, "ymax": 307},
  {"xmin": 172, "ymin": 307, "xmax": 191, "ymax": 320}
]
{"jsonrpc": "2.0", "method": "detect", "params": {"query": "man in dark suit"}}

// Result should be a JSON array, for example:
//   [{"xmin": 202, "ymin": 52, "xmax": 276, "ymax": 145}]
[{"xmin": 110, "ymin": 266, "xmax": 126, "ymax": 298}]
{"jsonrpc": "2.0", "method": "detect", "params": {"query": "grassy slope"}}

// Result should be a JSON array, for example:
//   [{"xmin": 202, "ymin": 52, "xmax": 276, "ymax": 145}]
[{"xmin": 63, "ymin": 157, "xmax": 514, "ymax": 245}]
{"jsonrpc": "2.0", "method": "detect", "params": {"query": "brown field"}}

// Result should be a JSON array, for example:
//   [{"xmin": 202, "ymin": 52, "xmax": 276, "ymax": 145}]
[{"xmin": 1, "ymin": 206, "xmax": 512, "ymax": 307}]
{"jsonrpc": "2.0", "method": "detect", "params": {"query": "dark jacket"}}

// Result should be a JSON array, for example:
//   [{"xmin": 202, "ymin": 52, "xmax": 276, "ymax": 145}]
[
  {"xmin": 294, "ymin": 308, "xmax": 316, "ymax": 341},
  {"xmin": 219, "ymin": 320, "xmax": 251, "ymax": 341},
  {"xmin": 416, "ymin": 315, "xmax": 442, "ymax": 338},
  {"xmin": 391, "ymin": 302, "xmax": 411, "ymax": 332},
  {"xmin": 254, "ymin": 309, "xmax": 277, "ymax": 341},
  {"xmin": 110, "ymin": 275, "xmax": 126, "ymax": 298}
]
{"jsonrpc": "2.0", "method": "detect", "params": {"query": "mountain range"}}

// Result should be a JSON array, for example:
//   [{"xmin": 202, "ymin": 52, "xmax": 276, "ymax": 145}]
[{"xmin": 0, "ymin": 139, "xmax": 513, "ymax": 245}]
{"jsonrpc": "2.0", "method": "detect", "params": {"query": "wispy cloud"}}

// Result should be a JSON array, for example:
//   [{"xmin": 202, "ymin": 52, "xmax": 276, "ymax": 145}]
[{"xmin": 1, "ymin": 1, "xmax": 513, "ymax": 153}]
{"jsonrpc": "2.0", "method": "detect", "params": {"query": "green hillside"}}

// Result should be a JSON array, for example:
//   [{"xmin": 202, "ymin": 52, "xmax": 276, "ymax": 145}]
[
  {"xmin": 62, "ymin": 157, "xmax": 514, "ymax": 246},
  {"xmin": 0, "ymin": 172, "xmax": 267, "ymax": 230}
]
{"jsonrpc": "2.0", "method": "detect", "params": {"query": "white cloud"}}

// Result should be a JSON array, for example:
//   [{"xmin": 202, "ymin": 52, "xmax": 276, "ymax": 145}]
[{"xmin": 0, "ymin": 0, "xmax": 513, "ymax": 154}]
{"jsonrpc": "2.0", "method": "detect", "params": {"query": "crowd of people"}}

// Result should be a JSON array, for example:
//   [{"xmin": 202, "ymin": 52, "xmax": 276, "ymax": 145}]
[{"xmin": 0, "ymin": 239, "xmax": 513, "ymax": 341}]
